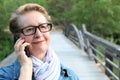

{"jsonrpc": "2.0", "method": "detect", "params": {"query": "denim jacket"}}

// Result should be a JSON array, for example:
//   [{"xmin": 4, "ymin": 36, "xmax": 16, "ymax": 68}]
[{"xmin": 0, "ymin": 60, "xmax": 79, "ymax": 80}]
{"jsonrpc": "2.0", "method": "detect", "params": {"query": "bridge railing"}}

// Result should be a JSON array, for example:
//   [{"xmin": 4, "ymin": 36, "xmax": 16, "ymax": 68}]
[
  {"xmin": 63, "ymin": 24, "xmax": 120, "ymax": 80},
  {"xmin": 62, "ymin": 24, "xmax": 84, "ymax": 50}
]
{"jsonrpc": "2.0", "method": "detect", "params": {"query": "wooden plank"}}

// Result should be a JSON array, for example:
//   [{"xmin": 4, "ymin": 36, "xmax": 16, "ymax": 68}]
[{"xmin": 50, "ymin": 32, "xmax": 110, "ymax": 80}]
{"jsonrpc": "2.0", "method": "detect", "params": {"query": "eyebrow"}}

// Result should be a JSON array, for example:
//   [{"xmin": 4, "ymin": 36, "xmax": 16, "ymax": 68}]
[
  {"xmin": 23, "ymin": 24, "xmax": 41, "ymax": 29},
  {"xmin": 22, "ymin": 22, "xmax": 49, "ymax": 29},
  {"xmin": 26, "ymin": 25, "xmax": 36, "ymax": 28}
]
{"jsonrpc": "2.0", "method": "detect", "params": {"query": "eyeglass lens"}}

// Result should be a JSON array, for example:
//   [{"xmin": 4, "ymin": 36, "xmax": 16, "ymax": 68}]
[{"xmin": 22, "ymin": 23, "xmax": 52, "ymax": 36}]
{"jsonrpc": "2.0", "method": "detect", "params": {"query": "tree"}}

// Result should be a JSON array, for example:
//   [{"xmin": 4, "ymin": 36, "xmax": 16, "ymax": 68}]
[
  {"xmin": 0, "ymin": 0, "xmax": 49, "ymax": 32},
  {"xmin": 48, "ymin": 0, "xmax": 120, "ymax": 42}
]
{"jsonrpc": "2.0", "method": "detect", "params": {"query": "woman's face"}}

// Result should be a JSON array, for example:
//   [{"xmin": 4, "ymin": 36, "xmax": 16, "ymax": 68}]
[{"xmin": 18, "ymin": 11, "xmax": 51, "ymax": 54}]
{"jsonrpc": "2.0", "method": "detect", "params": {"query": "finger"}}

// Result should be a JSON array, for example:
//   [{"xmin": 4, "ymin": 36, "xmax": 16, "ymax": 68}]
[
  {"xmin": 19, "ymin": 42, "xmax": 30, "ymax": 51},
  {"xmin": 14, "ymin": 38, "xmax": 22, "ymax": 48},
  {"xmin": 16, "ymin": 42, "xmax": 30, "ymax": 58},
  {"xmin": 14, "ymin": 38, "xmax": 25, "ymax": 51},
  {"xmin": 14, "ymin": 37, "xmax": 23, "ymax": 45}
]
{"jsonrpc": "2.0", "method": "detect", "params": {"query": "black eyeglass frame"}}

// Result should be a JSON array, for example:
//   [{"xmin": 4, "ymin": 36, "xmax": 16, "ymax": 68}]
[{"xmin": 15, "ymin": 23, "xmax": 52, "ymax": 36}]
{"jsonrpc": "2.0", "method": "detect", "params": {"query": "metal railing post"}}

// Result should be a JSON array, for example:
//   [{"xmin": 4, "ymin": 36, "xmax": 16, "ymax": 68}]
[{"xmin": 82, "ymin": 24, "xmax": 94, "ymax": 60}]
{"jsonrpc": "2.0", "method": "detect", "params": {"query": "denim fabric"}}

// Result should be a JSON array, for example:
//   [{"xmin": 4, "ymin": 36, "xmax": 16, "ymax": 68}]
[{"xmin": 0, "ymin": 60, "xmax": 79, "ymax": 80}]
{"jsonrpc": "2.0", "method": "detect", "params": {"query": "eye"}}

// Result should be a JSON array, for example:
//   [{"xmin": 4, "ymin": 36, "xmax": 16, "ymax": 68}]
[
  {"xmin": 40, "ymin": 24, "xmax": 48, "ymax": 29},
  {"xmin": 37, "ymin": 23, "xmax": 52, "ymax": 32},
  {"xmin": 24, "ymin": 27, "xmax": 35, "ymax": 32}
]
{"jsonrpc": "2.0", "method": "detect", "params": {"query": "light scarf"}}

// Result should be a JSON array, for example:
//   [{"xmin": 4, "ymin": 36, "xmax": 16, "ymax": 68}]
[{"xmin": 31, "ymin": 48, "xmax": 61, "ymax": 80}]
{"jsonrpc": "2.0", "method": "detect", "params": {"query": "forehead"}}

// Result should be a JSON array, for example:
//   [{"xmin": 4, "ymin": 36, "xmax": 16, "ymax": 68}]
[{"xmin": 18, "ymin": 11, "xmax": 48, "ymax": 28}]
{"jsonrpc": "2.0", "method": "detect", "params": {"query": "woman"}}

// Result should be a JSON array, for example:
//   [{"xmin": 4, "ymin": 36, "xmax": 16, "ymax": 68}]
[{"xmin": 0, "ymin": 3, "xmax": 79, "ymax": 80}]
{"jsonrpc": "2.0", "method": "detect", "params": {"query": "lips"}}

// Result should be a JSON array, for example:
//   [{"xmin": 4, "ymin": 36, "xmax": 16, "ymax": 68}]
[{"xmin": 32, "ymin": 40, "xmax": 44, "ymax": 44}]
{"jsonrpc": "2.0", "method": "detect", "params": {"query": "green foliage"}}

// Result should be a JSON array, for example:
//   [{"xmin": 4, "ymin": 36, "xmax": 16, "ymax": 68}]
[
  {"xmin": 113, "ymin": 58, "xmax": 120, "ymax": 79},
  {"xmin": 1, "ymin": 0, "xmax": 120, "ymax": 38},
  {"xmin": 0, "ymin": 31, "xmax": 14, "ymax": 61},
  {"xmin": 48, "ymin": 0, "xmax": 120, "ymax": 43},
  {"xmin": 0, "ymin": 0, "xmax": 49, "ymax": 32}
]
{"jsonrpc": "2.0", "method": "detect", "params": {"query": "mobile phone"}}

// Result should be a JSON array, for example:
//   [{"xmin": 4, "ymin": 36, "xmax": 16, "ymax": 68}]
[{"xmin": 14, "ymin": 35, "xmax": 30, "ymax": 57}]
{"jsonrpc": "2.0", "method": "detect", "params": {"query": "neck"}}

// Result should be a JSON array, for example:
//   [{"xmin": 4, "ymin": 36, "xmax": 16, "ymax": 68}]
[{"xmin": 31, "ymin": 50, "xmax": 47, "ymax": 60}]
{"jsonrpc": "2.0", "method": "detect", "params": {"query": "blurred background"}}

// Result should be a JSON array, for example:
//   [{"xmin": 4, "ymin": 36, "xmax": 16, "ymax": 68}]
[{"xmin": 0, "ymin": 0, "xmax": 120, "ymax": 61}]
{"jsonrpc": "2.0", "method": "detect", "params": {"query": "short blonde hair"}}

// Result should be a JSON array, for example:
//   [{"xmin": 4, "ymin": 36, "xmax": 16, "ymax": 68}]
[{"xmin": 9, "ymin": 3, "xmax": 51, "ymax": 34}]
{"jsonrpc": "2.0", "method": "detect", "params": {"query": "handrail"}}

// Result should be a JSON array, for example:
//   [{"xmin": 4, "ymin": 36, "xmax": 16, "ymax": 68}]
[
  {"xmin": 62, "ymin": 24, "xmax": 84, "ymax": 49},
  {"xmin": 82, "ymin": 24, "xmax": 120, "ymax": 80},
  {"xmin": 82, "ymin": 26, "xmax": 120, "ymax": 57},
  {"xmin": 63, "ymin": 23, "xmax": 120, "ymax": 80}
]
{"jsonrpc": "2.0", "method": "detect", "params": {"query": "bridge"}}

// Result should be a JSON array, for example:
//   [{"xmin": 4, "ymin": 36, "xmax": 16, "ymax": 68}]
[{"xmin": 1, "ymin": 24, "xmax": 120, "ymax": 80}]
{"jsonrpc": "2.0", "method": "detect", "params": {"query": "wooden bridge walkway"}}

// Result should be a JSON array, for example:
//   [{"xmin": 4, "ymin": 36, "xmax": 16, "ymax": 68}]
[
  {"xmin": 50, "ymin": 32, "xmax": 109, "ymax": 80},
  {"xmin": 0, "ymin": 32, "xmax": 110, "ymax": 80}
]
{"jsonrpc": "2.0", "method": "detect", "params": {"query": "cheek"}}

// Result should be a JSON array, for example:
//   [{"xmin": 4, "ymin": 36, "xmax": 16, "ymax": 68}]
[
  {"xmin": 44, "ymin": 33, "xmax": 51, "ymax": 43},
  {"xmin": 25, "ymin": 37, "xmax": 33, "ymax": 43},
  {"xmin": 20, "ymin": 35, "xmax": 33, "ymax": 43}
]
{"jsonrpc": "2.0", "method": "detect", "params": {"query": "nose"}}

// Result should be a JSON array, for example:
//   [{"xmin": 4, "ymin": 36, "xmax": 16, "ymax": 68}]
[{"xmin": 34, "ymin": 28, "xmax": 42, "ymax": 36}]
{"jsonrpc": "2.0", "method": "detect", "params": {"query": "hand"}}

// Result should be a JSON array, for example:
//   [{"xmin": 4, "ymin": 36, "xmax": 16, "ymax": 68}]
[
  {"xmin": 14, "ymin": 38, "xmax": 32, "ymax": 80},
  {"xmin": 14, "ymin": 38, "xmax": 32, "ymax": 66}
]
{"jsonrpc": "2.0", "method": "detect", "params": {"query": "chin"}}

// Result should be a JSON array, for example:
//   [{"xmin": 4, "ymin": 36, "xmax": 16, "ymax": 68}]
[{"xmin": 36, "ymin": 45, "xmax": 48, "ymax": 52}]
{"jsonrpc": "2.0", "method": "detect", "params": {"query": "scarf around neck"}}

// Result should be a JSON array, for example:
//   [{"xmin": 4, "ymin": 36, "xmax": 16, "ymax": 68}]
[{"xmin": 31, "ymin": 48, "xmax": 61, "ymax": 80}]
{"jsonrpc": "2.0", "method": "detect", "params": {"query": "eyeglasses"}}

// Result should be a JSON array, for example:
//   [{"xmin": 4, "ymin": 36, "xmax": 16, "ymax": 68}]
[{"xmin": 17, "ymin": 23, "xmax": 52, "ymax": 36}]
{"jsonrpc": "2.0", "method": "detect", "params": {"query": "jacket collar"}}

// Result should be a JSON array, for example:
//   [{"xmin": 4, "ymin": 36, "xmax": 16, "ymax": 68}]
[
  {"xmin": 60, "ymin": 64, "xmax": 71, "ymax": 77},
  {"xmin": 13, "ymin": 59, "xmax": 71, "ymax": 80}
]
